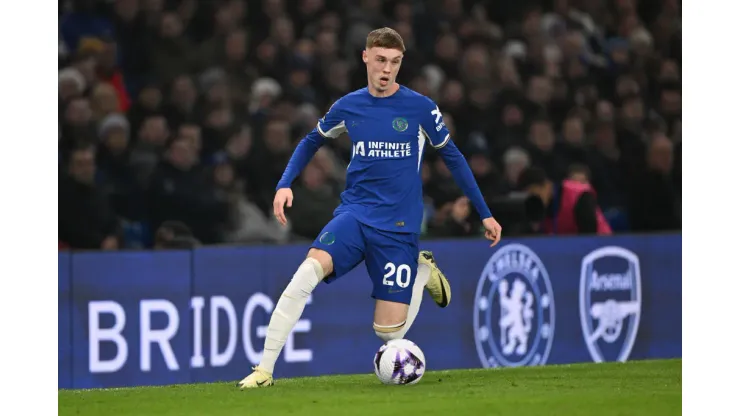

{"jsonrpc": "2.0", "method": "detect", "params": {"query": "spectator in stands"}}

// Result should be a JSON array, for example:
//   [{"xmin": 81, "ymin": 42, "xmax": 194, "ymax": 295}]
[
  {"xmin": 59, "ymin": 144, "xmax": 120, "ymax": 250},
  {"xmin": 468, "ymin": 145, "xmax": 507, "ymax": 202},
  {"xmin": 148, "ymin": 137, "xmax": 229, "ymax": 244},
  {"xmin": 59, "ymin": 68, "xmax": 86, "ymax": 102},
  {"xmin": 566, "ymin": 163, "xmax": 592, "ymax": 185},
  {"xmin": 178, "ymin": 123, "xmax": 203, "ymax": 159},
  {"xmin": 153, "ymin": 221, "xmax": 200, "ymax": 249},
  {"xmin": 67, "ymin": 51, "xmax": 98, "ymax": 95},
  {"xmin": 526, "ymin": 117, "xmax": 569, "ymax": 182},
  {"xmin": 163, "ymin": 74, "xmax": 201, "ymax": 127},
  {"xmin": 428, "ymin": 195, "xmax": 480, "ymax": 238},
  {"xmin": 151, "ymin": 12, "xmax": 195, "ymax": 85},
  {"xmin": 90, "ymin": 82, "xmax": 121, "ymax": 122},
  {"xmin": 126, "ymin": 81, "xmax": 163, "ymax": 134},
  {"xmin": 129, "ymin": 114, "xmax": 169, "ymax": 187},
  {"xmin": 57, "ymin": 0, "xmax": 681, "ymax": 247},
  {"xmin": 588, "ymin": 120, "xmax": 629, "ymax": 211},
  {"xmin": 519, "ymin": 166, "xmax": 612, "ymax": 236},
  {"xmin": 493, "ymin": 101, "xmax": 527, "ymax": 158},
  {"xmin": 60, "ymin": 0, "xmax": 114, "ymax": 55},
  {"xmin": 94, "ymin": 36, "xmax": 131, "ymax": 112},
  {"xmin": 287, "ymin": 158, "xmax": 341, "ymax": 241},
  {"xmin": 252, "ymin": 119, "xmax": 296, "ymax": 209},
  {"xmin": 502, "ymin": 147, "xmax": 530, "ymax": 193},
  {"xmin": 96, "ymin": 113, "xmax": 140, "ymax": 220},
  {"xmin": 111, "ymin": 0, "xmax": 152, "ymax": 87},
  {"xmin": 557, "ymin": 113, "xmax": 591, "ymax": 169},
  {"xmin": 426, "ymin": 157, "xmax": 460, "ymax": 210},
  {"xmin": 211, "ymin": 153, "xmax": 290, "ymax": 245},
  {"xmin": 629, "ymin": 134, "xmax": 681, "ymax": 232},
  {"xmin": 60, "ymin": 97, "xmax": 95, "ymax": 152},
  {"xmin": 438, "ymin": 79, "xmax": 467, "ymax": 132}
]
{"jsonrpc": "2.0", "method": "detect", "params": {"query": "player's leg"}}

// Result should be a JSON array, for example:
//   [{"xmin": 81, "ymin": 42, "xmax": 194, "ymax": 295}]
[
  {"xmin": 369, "ymin": 250, "xmax": 450, "ymax": 340},
  {"xmin": 365, "ymin": 230, "xmax": 427, "ymax": 341},
  {"xmin": 238, "ymin": 249, "xmax": 327, "ymax": 389},
  {"xmin": 239, "ymin": 214, "xmax": 365, "ymax": 389},
  {"xmin": 259, "ymin": 248, "xmax": 330, "ymax": 370}
]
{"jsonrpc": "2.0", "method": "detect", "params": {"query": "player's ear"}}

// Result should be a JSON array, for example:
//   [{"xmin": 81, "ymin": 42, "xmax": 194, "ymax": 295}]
[{"xmin": 362, "ymin": 49, "xmax": 368, "ymax": 63}]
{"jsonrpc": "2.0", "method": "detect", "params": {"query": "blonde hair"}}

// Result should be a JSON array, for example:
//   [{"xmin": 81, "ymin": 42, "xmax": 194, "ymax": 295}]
[{"xmin": 366, "ymin": 27, "xmax": 405, "ymax": 52}]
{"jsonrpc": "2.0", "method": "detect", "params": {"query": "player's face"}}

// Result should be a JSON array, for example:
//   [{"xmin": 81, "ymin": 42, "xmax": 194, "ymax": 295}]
[{"xmin": 363, "ymin": 47, "xmax": 403, "ymax": 93}]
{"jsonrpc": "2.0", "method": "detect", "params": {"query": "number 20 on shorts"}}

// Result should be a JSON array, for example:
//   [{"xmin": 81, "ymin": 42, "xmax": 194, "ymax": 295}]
[{"xmin": 383, "ymin": 262, "xmax": 412, "ymax": 288}]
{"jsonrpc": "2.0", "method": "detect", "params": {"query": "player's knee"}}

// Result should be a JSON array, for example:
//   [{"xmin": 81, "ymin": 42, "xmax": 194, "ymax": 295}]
[
  {"xmin": 283, "ymin": 258, "xmax": 323, "ymax": 299},
  {"xmin": 307, "ymin": 248, "xmax": 333, "ymax": 278},
  {"xmin": 373, "ymin": 321, "xmax": 406, "ymax": 342},
  {"xmin": 374, "ymin": 299, "xmax": 409, "ymax": 323}
]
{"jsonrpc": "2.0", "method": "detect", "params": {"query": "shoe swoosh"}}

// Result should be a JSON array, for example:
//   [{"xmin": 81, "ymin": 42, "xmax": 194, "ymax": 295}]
[{"xmin": 440, "ymin": 279, "xmax": 449, "ymax": 305}]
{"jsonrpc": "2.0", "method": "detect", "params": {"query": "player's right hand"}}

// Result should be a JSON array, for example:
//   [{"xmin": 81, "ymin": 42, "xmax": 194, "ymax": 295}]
[{"xmin": 273, "ymin": 188, "xmax": 294, "ymax": 226}]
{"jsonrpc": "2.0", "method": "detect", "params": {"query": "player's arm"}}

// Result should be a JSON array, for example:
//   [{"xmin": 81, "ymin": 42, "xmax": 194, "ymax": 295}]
[
  {"xmin": 273, "ymin": 99, "xmax": 348, "ymax": 225},
  {"xmin": 276, "ymin": 100, "xmax": 347, "ymax": 189},
  {"xmin": 420, "ymin": 100, "xmax": 502, "ymax": 246}
]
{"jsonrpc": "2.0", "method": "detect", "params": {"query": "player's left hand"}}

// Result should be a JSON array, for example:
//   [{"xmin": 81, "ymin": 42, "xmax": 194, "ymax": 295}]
[{"xmin": 482, "ymin": 217, "xmax": 502, "ymax": 247}]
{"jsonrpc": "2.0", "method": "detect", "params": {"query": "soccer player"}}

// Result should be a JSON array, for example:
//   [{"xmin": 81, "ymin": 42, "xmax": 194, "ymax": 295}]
[{"xmin": 239, "ymin": 27, "xmax": 502, "ymax": 389}]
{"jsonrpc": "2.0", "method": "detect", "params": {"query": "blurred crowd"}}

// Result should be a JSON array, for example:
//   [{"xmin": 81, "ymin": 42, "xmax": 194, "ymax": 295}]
[{"xmin": 58, "ymin": 0, "xmax": 681, "ymax": 250}]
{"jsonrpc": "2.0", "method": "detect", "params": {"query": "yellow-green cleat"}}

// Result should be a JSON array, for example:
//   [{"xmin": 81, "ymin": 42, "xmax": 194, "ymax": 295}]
[
  {"xmin": 238, "ymin": 366, "xmax": 274, "ymax": 389},
  {"xmin": 419, "ymin": 250, "xmax": 451, "ymax": 308}
]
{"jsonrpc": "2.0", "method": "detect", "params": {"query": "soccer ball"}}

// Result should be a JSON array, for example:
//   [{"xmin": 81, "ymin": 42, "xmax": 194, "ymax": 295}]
[{"xmin": 373, "ymin": 339, "xmax": 426, "ymax": 385}]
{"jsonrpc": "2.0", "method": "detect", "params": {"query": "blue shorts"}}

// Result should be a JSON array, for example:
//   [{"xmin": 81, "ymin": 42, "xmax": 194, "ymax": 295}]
[{"xmin": 311, "ymin": 212, "xmax": 419, "ymax": 305}]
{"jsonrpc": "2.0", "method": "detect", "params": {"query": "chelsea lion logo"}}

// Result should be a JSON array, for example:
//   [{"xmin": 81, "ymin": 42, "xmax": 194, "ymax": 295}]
[
  {"xmin": 392, "ymin": 117, "xmax": 408, "ymax": 132},
  {"xmin": 473, "ymin": 243, "xmax": 555, "ymax": 368},
  {"xmin": 580, "ymin": 246, "xmax": 642, "ymax": 363}
]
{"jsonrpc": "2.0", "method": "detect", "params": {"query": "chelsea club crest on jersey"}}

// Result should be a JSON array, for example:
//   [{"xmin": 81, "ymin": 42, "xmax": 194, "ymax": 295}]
[{"xmin": 392, "ymin": 117, "xmax": 408, "ymax": 132}]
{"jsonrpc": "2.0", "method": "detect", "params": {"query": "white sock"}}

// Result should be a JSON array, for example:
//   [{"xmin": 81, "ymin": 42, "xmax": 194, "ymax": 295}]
[
  {"xmin": 258, "ymin": 258, "xmax": 323, "ymax": 374},
  {"xmin": 397, "ymin": 262, "xmax": 431, "ymax": 338}
]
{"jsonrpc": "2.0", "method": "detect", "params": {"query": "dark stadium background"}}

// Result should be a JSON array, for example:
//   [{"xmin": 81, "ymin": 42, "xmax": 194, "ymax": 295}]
[{"xmin": 58, "ymin": 0, "xmax": 681, "ymax": 249}]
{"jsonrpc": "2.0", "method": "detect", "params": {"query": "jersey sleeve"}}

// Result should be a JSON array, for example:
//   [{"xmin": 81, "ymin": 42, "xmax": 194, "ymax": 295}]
[
  {"xmin": 419, "ymin": 97, "xmax": 451, "ymax": 149},
  {"xmin": 316, "ymin": 99, "xmax": 348, "ymax": 139},
  {"xmin": 275, "ymin": 97, "xmax": 348, "ymax": 189},
  {"xmin": 421, "ymin": 95, "xmax": 493, "ymax": 220}
]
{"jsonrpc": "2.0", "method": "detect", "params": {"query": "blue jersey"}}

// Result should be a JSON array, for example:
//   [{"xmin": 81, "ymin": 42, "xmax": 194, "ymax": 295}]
[{"xmin": 278, "ymin": 85, "xmax": 492, "ymax": 234}]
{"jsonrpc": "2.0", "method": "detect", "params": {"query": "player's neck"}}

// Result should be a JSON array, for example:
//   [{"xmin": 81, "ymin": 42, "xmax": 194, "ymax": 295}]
[{"xmin": 367, "ymin": 82, "xmax": 400, "ymax": 98}]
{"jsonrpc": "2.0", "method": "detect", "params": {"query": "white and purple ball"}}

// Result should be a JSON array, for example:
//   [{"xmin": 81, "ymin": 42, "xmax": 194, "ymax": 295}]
[{"xmin": 373, "ymin": 339, "xmax": 426, "ymax": 385}]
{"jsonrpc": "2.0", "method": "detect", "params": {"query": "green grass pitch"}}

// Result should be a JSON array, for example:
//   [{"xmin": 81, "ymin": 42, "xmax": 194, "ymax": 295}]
[{"xmin": 59, "ymin": 359, "xmax": 681, "ymax": 416}]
